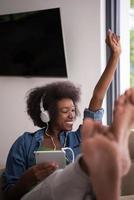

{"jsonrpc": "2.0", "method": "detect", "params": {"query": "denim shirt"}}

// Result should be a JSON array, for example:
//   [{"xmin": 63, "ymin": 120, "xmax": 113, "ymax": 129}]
[{"xmin": 3, "ymin": 108, "xmax": 104, "ymax": 190}]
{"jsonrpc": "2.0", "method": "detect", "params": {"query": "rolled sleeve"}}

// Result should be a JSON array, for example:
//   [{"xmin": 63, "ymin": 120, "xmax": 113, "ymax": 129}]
[{"xmin": 84, "ymin": 108, "xmax": 104, "ymax": 122}]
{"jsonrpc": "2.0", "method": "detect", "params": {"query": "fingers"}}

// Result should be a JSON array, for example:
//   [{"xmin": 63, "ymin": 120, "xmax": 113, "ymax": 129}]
[
  {"xmin": 35, "ymin": 162, "xmax": 58, "ymax": 170},
  {"xmin": 37, "ymin": 164, "xmax": 57, "ymax": 178},
  {"xmin": 106, "ymin": 29, "xmax": 121, "ymax": 54},
  {"xmin": 105, "ymin": 29, "xmax": 112, "ymax": 44},
  {"xmin": 32, "ymin": 162, "xmax": 59, "ymax": 182},
  {"xmin": 106, "ymin": 29, "xmax": 120, "ymax": 45},
  {"xmin": 112, "ymin": 33, "xmax": 120, "ymax": 43},
  {"xmin": 112, "ymin": 35, "xmax": 119, "ymax": 46}
]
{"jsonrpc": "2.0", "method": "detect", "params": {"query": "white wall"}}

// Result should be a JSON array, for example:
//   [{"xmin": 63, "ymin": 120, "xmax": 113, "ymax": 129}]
[{"xmin": 0, "ymin": 0, "xmax": 106, "ymax": 166}]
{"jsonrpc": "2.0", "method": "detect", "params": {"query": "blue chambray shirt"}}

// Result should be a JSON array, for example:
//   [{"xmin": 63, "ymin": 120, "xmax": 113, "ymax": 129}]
[{"xmin": 3, "ymin": 108, "xmax": 104, "ymax": 190}]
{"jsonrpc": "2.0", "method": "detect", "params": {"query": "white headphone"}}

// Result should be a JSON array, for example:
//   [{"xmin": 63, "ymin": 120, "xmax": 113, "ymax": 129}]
[{"xmin": 40, "ymin": 97, "xmax": 50, "ymax": 123}]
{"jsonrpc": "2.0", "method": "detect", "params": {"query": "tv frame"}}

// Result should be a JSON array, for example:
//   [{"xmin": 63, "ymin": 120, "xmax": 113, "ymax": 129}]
[{"xmin": 0, "ymin": 8, "xmax": 67, "ymax": 77}]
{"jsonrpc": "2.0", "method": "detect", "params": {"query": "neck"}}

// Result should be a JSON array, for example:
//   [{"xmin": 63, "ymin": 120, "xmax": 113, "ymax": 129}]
[
  {"xmin": 46, "ymin": 132, "xmax": 57, "ymax": 150},
  {"xmin": 46, "ymin": 127, "xmax": 60, "ymax": 138}
]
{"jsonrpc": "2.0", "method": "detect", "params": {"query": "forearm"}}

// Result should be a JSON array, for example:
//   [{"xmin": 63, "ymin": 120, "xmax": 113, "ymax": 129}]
[
  {"xmin": 5, "ymin": 170, "xmax": 37, "ymax": 200},
  {"xmin": 94, "ymin": 52, "xmax": 120, "ymax": 98},
  {"xmin": 89, "ymin": 52, "xmax": 120, "ymax": 111}
]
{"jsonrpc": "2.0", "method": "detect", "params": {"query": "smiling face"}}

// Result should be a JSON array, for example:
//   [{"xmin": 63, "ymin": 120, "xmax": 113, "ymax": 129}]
[{"xmin": 53, "ymin": 98, "xmax": 76, "ymax": 132}]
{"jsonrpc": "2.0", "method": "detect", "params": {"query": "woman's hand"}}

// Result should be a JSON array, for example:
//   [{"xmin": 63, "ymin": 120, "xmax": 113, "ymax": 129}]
[
  {"xmin": 28, "ymin": 162, "xmax": 59, "ymax": 183},
  {"xmin": 106, "ymin": 29, "xmax": 121, "ymax": 55}
]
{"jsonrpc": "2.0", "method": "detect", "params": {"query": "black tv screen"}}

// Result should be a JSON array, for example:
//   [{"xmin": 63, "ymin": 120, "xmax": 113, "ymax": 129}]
[{"xmin": 0, "ymin": 8, "xmax": 67, "ymax": 77}]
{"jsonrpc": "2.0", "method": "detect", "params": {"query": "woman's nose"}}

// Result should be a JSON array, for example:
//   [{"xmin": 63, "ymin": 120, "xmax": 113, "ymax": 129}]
[{"xmin": 68, "ymin": 111, "xmax": 74, "ymax": 119}]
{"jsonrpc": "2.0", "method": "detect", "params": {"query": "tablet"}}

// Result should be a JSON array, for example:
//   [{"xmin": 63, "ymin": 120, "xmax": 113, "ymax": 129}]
[{"xmin": 34, "ymin": 150, "xmax": 66, "ymax": 168}]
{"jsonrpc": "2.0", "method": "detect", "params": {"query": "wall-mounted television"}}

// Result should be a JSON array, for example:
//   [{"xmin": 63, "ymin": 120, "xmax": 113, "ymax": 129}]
[{"xmin": 0, "ymin": 8, "xmax": 67, "ymax": 77}]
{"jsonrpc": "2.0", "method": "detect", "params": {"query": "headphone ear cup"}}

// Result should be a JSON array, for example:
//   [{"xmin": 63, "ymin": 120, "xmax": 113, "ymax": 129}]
[{"xmin": 40, "ymin": 110, "xmax": 50, "ymax": 123}]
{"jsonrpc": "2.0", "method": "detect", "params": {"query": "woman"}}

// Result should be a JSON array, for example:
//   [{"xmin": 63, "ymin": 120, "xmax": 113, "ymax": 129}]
[
  {"xmin": 3, "ymin": 30, "xmax": 121, "ymax": 200},
  {"xmin": 22, "ymin": 87, "xmax": 134, "ymax": 200}
]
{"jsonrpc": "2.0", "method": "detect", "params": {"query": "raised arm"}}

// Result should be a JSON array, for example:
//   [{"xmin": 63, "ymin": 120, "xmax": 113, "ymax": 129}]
[{"xmin": 89, "ymin": 30, "xmax": 121, "ymax": 111}]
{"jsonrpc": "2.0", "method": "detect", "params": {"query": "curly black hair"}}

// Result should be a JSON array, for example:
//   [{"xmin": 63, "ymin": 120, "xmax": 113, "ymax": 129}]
[{"xmin": 26, "ymin": 81, "xmax": 81, "ymax": 128}]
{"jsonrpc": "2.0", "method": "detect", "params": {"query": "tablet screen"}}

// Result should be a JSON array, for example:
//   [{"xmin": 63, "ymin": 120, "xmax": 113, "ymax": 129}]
[{"xmin": 34, "ymin": 150, "xmax": 66, "ymax": 168}]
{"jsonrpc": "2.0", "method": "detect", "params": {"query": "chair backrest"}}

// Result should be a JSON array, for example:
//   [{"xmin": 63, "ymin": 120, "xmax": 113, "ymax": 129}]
[{"xmin": 121, "ymin": 130, "xmax": 134, "ymax": 196}]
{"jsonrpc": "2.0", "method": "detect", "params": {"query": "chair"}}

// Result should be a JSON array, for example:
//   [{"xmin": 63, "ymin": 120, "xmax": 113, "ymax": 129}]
[{"xmin": 0, "ymin": 168, "xmax": 5, "ymax": 200}]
